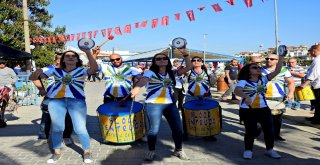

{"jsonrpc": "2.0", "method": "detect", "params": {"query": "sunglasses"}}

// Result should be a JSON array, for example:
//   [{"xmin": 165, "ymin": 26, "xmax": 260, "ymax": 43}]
[
  {"xmin": 265, "ymin": 58, "xmax": 278, "ymax": 61},
  {"xmin": 110, "ymin": 58, "xmax": 121, "ymax": 62},
  {"xmin": 65, "ymin": 54, "xmax": 77, "ymax": 58},
  {"xmin": 155, "ymin": 57, "xmax": 169, "ymax": 61},
  {"xmin": 191, "ymin": 59, "xmax": 202, "ymax": 62},
  {"xmin": 250, "ymin": 66, "xmax": 262, "ymax": 70}
]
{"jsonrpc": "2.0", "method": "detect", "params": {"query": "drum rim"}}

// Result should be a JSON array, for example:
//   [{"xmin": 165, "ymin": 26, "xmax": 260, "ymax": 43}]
[
  {"xmin": 97, "ymin": 101, "xmax": 143, "ymax": 115},
  {"xmin": 183, "ymin": 100, "xmax": 219, "ymax": 110},
  {"xmin": 78, "ymin": 38, "xmax": 95, "ymax": 48}
]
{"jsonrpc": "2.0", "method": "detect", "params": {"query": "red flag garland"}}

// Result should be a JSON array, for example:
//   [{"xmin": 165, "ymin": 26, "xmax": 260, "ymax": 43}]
[
  {"xmin": 244, "ymin": 0, "xmax": 253, "ymax": 7},
  {"xmin": 101, "ymin": 29, "xmax": 107, "ymax": 37},
  {"xmin": 115, "ymin": 27, "xmax": 122, "ymax": 35},
  {"xmin": 186, "ymin": 10, "xmax": 195, "ymax": 21},
  {"xmin": 151, "ymin": 18, "xmax": 158, "ymax": 28},
  {"xmin": 93, "ymin": 30, "xmax": 99, "ymax": 38},
  {"xmin": 140, "ymin": 20, "xmax": 148, "ymax": 27},
  {"xmin": 198, "ymin": 6, "xmax": 205, "ymax": 11},
  {"xmin": 161, "ymin": 16, "xmax": 169, "ymax": 26},
  {"xmin": 124, "ymin": 24, "xmax": 132, "ymax": 33},
  {"xmin": 70, "ymin": 34, "xmax": 75, "ymax": 41},
  {"xmin": 135, "ymin": 22, "xmax": 140, "ymax": 28},
  {"xmin": 47, "ymin": 37, "xmax": 52, "ymax": 43},
  {"xmin": 212, "ymin": 4, "xmax": 223, "ymax": 12},
  {"xmin": 226, "ymin": 0, "xmax": 235, "ymax": 5},
  {"xmin": 81, "ymin": 32, "xmax": 86, "ymax": 38},
  {"xmin": 107, "ymin": 28, "xmax": 113, "ymax": 37},
  {"xmin": 174, "ymin": 13, "xmax": 181, "ymax": 21},
  {"xmin": 88, "ymin": 31, "xmax": 92, "ymax": 38},
  {"xmin": 76, "ymin": 33, "xmax": 81, "ymax": 40}
]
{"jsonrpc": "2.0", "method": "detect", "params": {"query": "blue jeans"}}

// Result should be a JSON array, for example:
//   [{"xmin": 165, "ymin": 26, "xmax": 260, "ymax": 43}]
[
  {"xmin": 286, "ymin": 99, "xmax": 301, "ymax": 109},
  {"xmin": 48, "ymin": 98, "xmax": 90, "ymax": 150},
  {"xmin": 145, "ymin": 103, "xmax": 183, "ymax": 151}
]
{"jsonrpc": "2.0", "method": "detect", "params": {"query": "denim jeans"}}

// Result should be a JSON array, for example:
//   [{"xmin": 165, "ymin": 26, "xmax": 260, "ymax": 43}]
[
  {"xmin": 145, "ymin": 103, "xmax": 183, "ymax": 151},
  {"xmin": 48, "ymin": 98, "xmax": 90, "ymax": 150},
  {"xmin": 222, "ymin": 80, "xmax": 237, "ymax": 99},
  {"xmin": 286, "ymin": 99, "xmax": 301, "ymax": 109},
  {"xmin": 240, "ymin": 107, "xmax": 274, "ymax": 150}
]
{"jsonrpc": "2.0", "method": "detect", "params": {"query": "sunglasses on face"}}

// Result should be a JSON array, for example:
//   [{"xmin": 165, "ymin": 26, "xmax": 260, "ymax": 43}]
[
  {"xmin": 155, "ymin": 57, "xmax": 169, "ymax": 61},
  {"xmin": 250, "ymin": 66, "xmax": 262, "ymax": 70},
  {"xmin": 110, "ymin": 58, "xmax": 121, "ymax": 62},
  {"xmin": 265, "ymin": 58, "xmax": 278, "ymax": 61},
  {"xmin": 65, "ymin": 54, "xmax": 77, "ymax": 58},
  {"xmin": 191, "ymin": 59, "xmax": 202, "ymax": 62}
]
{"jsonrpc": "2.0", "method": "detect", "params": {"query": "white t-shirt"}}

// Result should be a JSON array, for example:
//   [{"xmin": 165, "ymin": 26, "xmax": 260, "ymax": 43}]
[
  {"xmin": 236, "ymin": 76, "xmax": 269, "ymax": 109},
  {"xmin": 186, "ymin": 69, "xmax": 213, "ymax": 96},
  {"xmin": 305, "ymin": 56, "xmax": 320, "ymax": 89},
  {"xmin": 262, "ymin": 67, "xmax": 292, "ymax": 98}
]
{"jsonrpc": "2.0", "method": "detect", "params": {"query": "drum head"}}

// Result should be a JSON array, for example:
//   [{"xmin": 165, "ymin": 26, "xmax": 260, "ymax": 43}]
[
  {"xmin": 278, "ymin": 45, "xmax": 287, "ymax": 56},
  {"xmin": 172, "ymin": 37, "xmax": 187, "ymax": 49},
  {"xmin": 97, "ymin": 101, "xmax": 143, "ymax": 116},
  {"xmin": 78, "ymin": 38, "xmax": 95, "ymax": 50},
  {"xmin": 183, "ymin": 100, "xmax": 219, "ymax": 110}
]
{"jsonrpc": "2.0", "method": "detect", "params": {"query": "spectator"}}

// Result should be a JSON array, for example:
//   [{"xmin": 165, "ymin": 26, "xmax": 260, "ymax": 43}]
[{"xmin": 222, "ymin": 59, "xmax": 239, "ymax": 101}]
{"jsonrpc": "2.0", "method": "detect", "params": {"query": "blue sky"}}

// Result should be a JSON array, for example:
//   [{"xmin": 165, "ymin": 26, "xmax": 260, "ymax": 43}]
[{"xmin": 47, "ymin": 0, "xmax": 320, "ymax": 55}]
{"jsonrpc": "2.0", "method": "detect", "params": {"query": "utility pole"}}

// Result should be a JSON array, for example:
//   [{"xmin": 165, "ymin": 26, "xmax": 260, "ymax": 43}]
[
  {"xmin": 23, "ymin": 0, "xmax": 32, "ymax": 73},
  {"xmin": 274, "ymin": 0, "xmax": 279, "ymax": 55},
  {"xmin": 203, "ymin": 33, "xmax": 207, "ymax": 63}
]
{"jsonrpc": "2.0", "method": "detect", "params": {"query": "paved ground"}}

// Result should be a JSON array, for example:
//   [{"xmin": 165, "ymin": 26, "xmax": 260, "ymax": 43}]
[{"xmin": 0, "ymin": 82, "xmax": 320, "ymax": 165}]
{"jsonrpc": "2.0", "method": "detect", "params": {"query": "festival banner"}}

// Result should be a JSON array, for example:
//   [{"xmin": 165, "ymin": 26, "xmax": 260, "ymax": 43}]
[
  {"xmin": 161, "ymin": 16, "xmax": 169, "ymax": 26},
  {"xmin": 151, "ymin": 18, "xmax": 158, "ymax": 28},
  {"xmin": 212, "ymin": 4, "xmax": 223, "ymax": 12},
  {"xmin": 244, "ymin": 0, "xmax": 253, "ymax": 8},
  {"xmin": 93, "ymin": 30, "xmax": 99, "ymax": 38},
  {"xmin": 101, "ymin": 29, "xmax": 107, "ymax": 37},
  {"xmin": 198, "ymin": 6, "xmax": 205, "ymax": 11},
  {"xmin": 140, "ymin": 20, "xmax": 148, "ymax": 27},
  {"xmin": 135, "ymin": 22, "xmax": 140, "ymax": 28},
  {"xmin": 115, "ymin": 27, "xmax": 122, "ymax": 35},
  {"xmin": 88, "ymin": 31, "xmax": 93, "ymax": 38},
  {"xmin": 174, "ymin": 13, "xmax": 181, "ymax": 21},
  {"xmin": 186, "ymin": 10, "xmax": 195, "ymax": 21},
  {"xmin": 108, "ymin": 28, "xmax": 113, "ymax": 37},
  {"xmin": 124, "ymin": 24, "xmax": 132, "ymax": 33},
  {"xmin": 226, "ymin": 0, "xmax": 235, "ymax": 6}
]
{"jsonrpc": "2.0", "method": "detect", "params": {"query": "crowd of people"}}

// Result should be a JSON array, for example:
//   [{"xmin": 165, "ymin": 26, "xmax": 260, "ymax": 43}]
[{"xmin": 1, "ymin": 43, "xmax": 319, "ymax": 163}]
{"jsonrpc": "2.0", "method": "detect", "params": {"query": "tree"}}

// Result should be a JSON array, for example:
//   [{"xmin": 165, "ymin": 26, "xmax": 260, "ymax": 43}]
[{"xmin": 0, "ymin": 0, "xmax": 65, "ymax": 66}]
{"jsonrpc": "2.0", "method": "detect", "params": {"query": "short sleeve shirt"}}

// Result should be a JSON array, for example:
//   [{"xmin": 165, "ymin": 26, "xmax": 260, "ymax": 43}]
[
  {"xmin": 262, "ymin": 67, "xmax": 292, "ymax": 98},
  {"xmin": 101, "ymin": 64, "xmax": 141, "ymax": 98},
  {"xmin": 143, "ymin": 70, "xmax": 175, "ymax": 104},
  {"xmin": 236, "ymin": 76, "xmax": 269, "ymax": 109},
  {"xmin": 285, "ymin": 65, "xmax": 305, "ymax": 86},
  {"xmin": 43, "ymin": 67, "xmax": 89, "ymax": 99},
  {"xmin": 187, "ymin": 69, "xmax": 213, "ymax": 96},
  {"xmin": 225, "ymin": 65, "xmax": 239, "ymax": 80}
]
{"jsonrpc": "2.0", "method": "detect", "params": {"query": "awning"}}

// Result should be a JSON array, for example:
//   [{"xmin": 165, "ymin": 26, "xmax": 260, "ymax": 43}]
[
  {"xmin": 0, "ymin": 44, "xmax": 32, "ymax": 60},
  {"xmin": 124, "ymin": 48, "xmax": 168, "ymax": 62}
]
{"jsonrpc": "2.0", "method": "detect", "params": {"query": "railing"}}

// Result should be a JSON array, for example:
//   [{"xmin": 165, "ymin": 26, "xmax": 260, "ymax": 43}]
[{"xmin": 13, "ymin": 75, "xmax": 38, "ymax": 105}]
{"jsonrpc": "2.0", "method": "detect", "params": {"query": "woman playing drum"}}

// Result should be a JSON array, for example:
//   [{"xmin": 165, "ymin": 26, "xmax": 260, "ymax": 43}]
[
  {"xmin": 131, "ymin": 48, "xmax": 192, "ymax": 161},
  {"xmin": 234, "ymin": 54, "xmax": 284, "ymax": 159},
  {"xmin": 184, "ymin": 56, "xmax": 218, "ymax": 140},
  {"xmin": 29, "ymin": 49, "xmax": 98, "ymax": 164}
]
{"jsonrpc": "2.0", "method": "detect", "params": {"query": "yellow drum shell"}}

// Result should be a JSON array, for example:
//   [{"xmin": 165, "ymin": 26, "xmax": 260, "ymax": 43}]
[
  {"xmin": 295, "ymin": 86, "xmax": 315, "ymax": 101},
  {"xmin": 183, "ymin": 100, "xmax": 221, "ymax": 137}
]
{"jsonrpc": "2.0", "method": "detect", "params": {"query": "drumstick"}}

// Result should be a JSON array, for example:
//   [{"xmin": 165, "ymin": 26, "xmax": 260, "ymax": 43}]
[
  {"xmin": 129, "ymin": 97, "xmax": 135, "ymax": 140},
  {"xmin": 97, "ymin": 35, "xmax": 115, "ymax": 48}
]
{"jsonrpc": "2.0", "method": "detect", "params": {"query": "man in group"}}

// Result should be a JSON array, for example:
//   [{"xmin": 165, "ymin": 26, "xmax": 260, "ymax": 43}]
[
  {"xmin": 300, "ymin": 44, "xmax": 320, "ymax": 124},
  {"xmin": 222, "ymin": 59, "xmax": 239, "ymax": 101},
  {"xmin": 249, "ymin": 56, "xmax": 263, "ymax": 67},
  {"xmin": 93, "ymin": 47, "xmax": 141, "ymax": 103},
  {"xmin": 262, "ymin": 54, "xmax": 295, "ymax": 141},
  {"xmin": 285, "ymin": 58, "xmax": 305, "ymax": 110},
  {"xmin": 0, "ymin": 59, "xmax": 17, "ymax": 127}
]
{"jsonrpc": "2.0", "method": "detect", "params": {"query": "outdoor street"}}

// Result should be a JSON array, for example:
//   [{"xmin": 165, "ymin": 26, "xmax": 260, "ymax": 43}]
[{"xmin": 0, "ymin": 82, "xmax": 319, "ymax": 165}]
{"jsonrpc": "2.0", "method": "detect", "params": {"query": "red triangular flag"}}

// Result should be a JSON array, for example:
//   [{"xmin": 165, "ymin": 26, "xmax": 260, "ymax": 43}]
[
  {"xmin": 135, "ymin": 22, "xmax": 140, "ymax": 28},
  {"xmin": 76, "ymin": 33, "xmax": 81, "ymax": 40},
  {"xmin": 65, "ymin": 35, "xmax": 70, "ymax": 42},
  {"xmin": 43, "ymin": 37, "xmax": 47, "ymax": 44},
  {"xmin": 101, "ymin": 29, "xmax": 107, "ymax": 37},
  {"xmin": 198, "ymin": 6, "xmax": 205, "ymax": 11},
  {"xmin": 186, "ymin": 10, "xmax": 195, "ymax": 21},
  {"xmin": 140, "ymin": 20, "xmax": 148, "ymax": 27},
  {"xmin": 151, "ymin": 18, "xmax": 158, "ymax": 28},
  {"xmin": 93, "ymin": 30, "xmax": 99, "ymax": 38},
  {"xmin": 70, "ymin": 34, "xmax": 75, "ymax": 41},
  {"xmin": 81, "ymin": 32, "xmax": 86, "ymax": 38},
  {"xmin": 47, "ymin": 37, "xmax": 51, "ymax": 43},
  {"xmin": 115, "ymin": 27, "xmax": 122, "ymax": 35},
  {"xmin": 52, "ymin": 36, "xmax": 56, "ymax": 43},
  {"xmin": 161, "ymin": 16, "xmax": 169, "ymax": 26},
  {"xmin": 226, "ymin": 0, "xmax": 235, "ymax": 5},
  {"xmin": 174, "ymin": 13, "xmax": 181, "ymax": 21},
  {"xmin": 244, "ymin": 0, "xmax": 253, "ymax": 7},
  {"xmin": 212, "ymin": 4, "xmax": 223, "ymax": 12},
  {"xmin": 88, "ymin": 31, "xmax": 92, "ymax": 38},
  {"xmin": 124, "ymin": 24, "xmax": 131, "ymax": 33},
  {"xmin": 107, "ymin": 28, "xmax": 113, "ymax": 37}
]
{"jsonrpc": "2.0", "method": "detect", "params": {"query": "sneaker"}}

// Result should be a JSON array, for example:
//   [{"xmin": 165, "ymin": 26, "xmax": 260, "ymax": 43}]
[
  {"xmin": 141, "ymin": 135, "xmax": 148, "ymax": 142},
  {"xmin": 144, "ymin": 151, "xmax": 155, "ymax": 161},
  {"xmin": 47, "ymin": 154, "xmax": 61, "ymax": 164},
  {"xmin": 243, "ymin": 150, "xmax": 253, "ymax": 159},
  {"xmin": 266, "ymin": 149, "xmax": 281, "ymax": 159},
  {"xmin": 63, "ymin": 138, "xmax": 73, "ymax": 146},
  {"xmin": 173, "ymin": 150, "xmax": 190, "ymax": 160},
  {"xmin": 274, "ymin": 136, "xmax": 286, "ymax": 141},
  {"xmin": 83, "ymin": 153, "xmax": 93, "ymax": 164},
  {"xmin": 33, "ymin": 139, "xmax": 47, "ymax": 147}
]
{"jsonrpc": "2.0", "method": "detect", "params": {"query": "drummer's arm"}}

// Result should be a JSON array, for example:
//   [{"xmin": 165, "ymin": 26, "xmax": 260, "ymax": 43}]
[
  {"xmin": 234, "ymin": 87, "xmax": 251, "ymax": 105},
  {"xmin": 177, "ymin": 48, "xmax": 192, "ymax": 75},
  {"xmin": 131, "ymin": 77, "xmax": 150, "ymax": 98},
  {"xmin": 285, "ymin": 77, "xmax": 295, "ymax": 100},
  {"xmin": 83, "ymin": 49, "xmax": 98, "ymax": 75}
]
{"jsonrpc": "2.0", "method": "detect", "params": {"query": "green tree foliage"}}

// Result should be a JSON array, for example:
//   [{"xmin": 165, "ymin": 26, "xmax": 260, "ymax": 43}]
[{"xmin": 0, "ymin": 0, "xmax": 66, "ymax": 67}]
